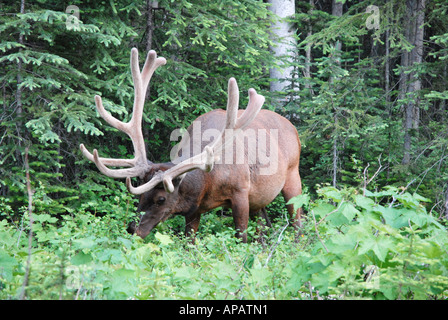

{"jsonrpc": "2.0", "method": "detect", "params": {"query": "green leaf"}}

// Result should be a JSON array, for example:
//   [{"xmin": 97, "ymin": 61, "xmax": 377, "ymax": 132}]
[
  {"xmin": 340, "ymin": 202, "xmax": 360, "ymax": 221},
  {"xmin": 326, "ymin": 207, "xmax": 349, "ymax": 226},
  {"xmin": 325, "ymin": 232, "xmax": 358, "ymax": 254},
  {"xmin": 71, "ymin": 251, "xmax": 93, "ymax": 265},
  {"xmin": 386, "ymin": 208, "xmax": 409, "ymax": 229},
  {"xmin": 155, "ymin": 232, "xmax": 174, "ymax": 246},
  {"xmin": 287, "ymin": 194, "xmax": 310, "ymax": 210},
  {"xmin": 312, "ymin": 202, "xmax": 336, "ymax": 219},
  {"xmin": 359, "ymin": 235, "xmax": 394, "ymax": 262},
  {"xmin": 0, "ymin": 250, "xmax": 18, "ymax": 281},
  {"xmin": 319, "ymin": 187, "xmax": 343, "ymax": 202},
  {"xmin": 72, "ymin": 237, "xmax": 97, "ymax": 250},
  {"xmin": 310, "ymin": 271, "xmax": 331, "ymax": 294},
  {"xmin": 412, "ymin": 193, "xmax": 431, "ymax": 203},
  {"xmin": 249, "ymin": 267, "xmax": 271, "ymax": 287},
  {"xmin": 108, "ymin": 268, "xmax": 137, "ymax": 298},
  {"xmin": 354, "ymin": 194, "xmax": 375, "ymax": 210}
]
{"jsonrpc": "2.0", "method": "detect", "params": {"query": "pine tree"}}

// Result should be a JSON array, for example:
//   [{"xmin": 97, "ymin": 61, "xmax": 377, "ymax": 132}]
[{"xmin": 0, "ymin": 0, "xmax": 275, "ymax": 213}]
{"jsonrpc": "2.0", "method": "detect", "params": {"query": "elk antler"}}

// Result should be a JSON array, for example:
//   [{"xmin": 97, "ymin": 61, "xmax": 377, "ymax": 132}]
[
  {"xmin": 80, "ymin": 48, "xmax": 166, "ymax": 179},
  {"xmin": 126, "ymin": 77, "xmax": 265, "ymax": 195}
]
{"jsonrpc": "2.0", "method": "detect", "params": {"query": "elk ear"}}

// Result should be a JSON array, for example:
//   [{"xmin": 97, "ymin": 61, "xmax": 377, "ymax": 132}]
[
  {"xmin": 163, "ymin": 173, "xmax": 186, "ymax": 193},
  {"xmin": 173, "ymin": 173, "xmax": 187, "ymax": 186}
]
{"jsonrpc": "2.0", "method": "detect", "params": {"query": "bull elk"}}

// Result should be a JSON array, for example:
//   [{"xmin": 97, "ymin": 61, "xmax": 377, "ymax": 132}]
[{"xmin": 80, "ymin": 48, "xmax": 302, "ymax": 243}]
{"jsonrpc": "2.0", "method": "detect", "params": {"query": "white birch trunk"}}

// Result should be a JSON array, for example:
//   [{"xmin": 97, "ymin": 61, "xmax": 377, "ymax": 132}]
[{"xmin": 268, "ymin": 0, "xmax": 297, "ymax": 96}]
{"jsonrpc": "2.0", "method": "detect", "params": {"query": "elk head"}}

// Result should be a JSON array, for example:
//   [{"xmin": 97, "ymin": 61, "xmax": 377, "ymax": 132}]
[{"xmin": 80, "ymin": 48, "xmax": 264, "ymax": 238}]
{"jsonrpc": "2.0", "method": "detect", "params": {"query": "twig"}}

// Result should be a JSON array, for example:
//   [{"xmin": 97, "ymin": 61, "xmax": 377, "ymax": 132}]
[
  {"xmin": 311, "ymin": 209, "xmax": 329, "ymax": 253},
  {"xmin": 308, "ymin": 281, "xmax": 314, "ymax": 299},
  {"xmin": 415, "ymin": 154, "xmax": 448, "ymax": 192},
  {"xmin": 74, "ymin": 274, "xmax": 85, "ymax": 300},
  {"xmin": 362, "ymin": 163, "xmax": 370, "ymax": 195},
  {"xmin": 19, "ymin": 146, "xmax": 34, "ymax": 300},
  {"xmin": 363, "ymin": 155, "xmax": 384, "ymax": 196},
  {"xmin": 317, "ymin": 200, "xmax": 344, "ymax": 226},
  {"xmin": 397, "ymin": 154, "xmax": 448, "ymax": 202},
  {"xmin": 264, "ymin": 212, "xmax": 289, "ymax": 267}
]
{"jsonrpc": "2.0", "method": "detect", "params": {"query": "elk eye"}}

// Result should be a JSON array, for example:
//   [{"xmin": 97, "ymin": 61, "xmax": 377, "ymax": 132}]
[{"xmin": 156, "ymin": 197, "xmax": 166, "ymax": 205}]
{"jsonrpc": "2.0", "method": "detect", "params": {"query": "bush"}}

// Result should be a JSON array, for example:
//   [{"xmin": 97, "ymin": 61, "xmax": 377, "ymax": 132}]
[
  {"xmin": 0, "ymin": 185, "xmax": 447, "ymax": 299},
  {"xmin": 287, "ymin": 186, "xmax": 448, "ymax": 299}
]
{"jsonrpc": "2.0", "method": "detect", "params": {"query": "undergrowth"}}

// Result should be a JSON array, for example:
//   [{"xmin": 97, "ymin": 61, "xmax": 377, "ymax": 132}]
[{"xmin": 1, "ymin": 185, "xmax": 447, "ymax": 300}]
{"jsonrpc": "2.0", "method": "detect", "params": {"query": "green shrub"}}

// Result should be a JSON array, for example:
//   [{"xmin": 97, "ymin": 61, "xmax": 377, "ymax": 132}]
[
  {"xmin": 286, "ymin": 186, "xmax": 448, "ymax": 299},
  {"xmin": 1, "ymin": 185, "xmax": 447, "ymax": 300}
]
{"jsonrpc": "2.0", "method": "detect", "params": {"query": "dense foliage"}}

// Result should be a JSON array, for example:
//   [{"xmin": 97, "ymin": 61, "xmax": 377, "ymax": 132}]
[
  {"xmin": 1, "ymin": 0, "xmax": 447, "ymax": 300},
  {"xmin": 1, "ymin": 186, "xmax": 447, "ymax": 299}
]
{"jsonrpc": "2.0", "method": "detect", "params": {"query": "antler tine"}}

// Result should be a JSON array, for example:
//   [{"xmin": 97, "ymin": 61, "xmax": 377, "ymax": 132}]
[
  {"xmin": 130, "ymin": 49, "xmax": 166, "ymax": 127},
  {"xmin": 93, "ymin": 95, "xmax": 129, "ymax": 132},
  {"xmin": 225, "ymin": 77, "xmax": 239, "ymax": 130},
  {"xmin": 128, "ymin": 49, "xmax": 166, "ymax": 166},
  {"xmin": 141, "ymin": 50, "xmax": 167, "ymax": 94},
  {"xmin": 235, "ymin": 88, "xmax": 265, "ymax": 130},
  {"xmin": 79, "ymin": 94, "xmax": 137, "ymax": 174},
  {"xmin": 80, "ymin": 48, "xmax": 166, "ymax": 180},
  {"xmin": 92, "ymin": 149, "xmax": 147, "ymax": 179},
  {"xmin": 225, "ymin": 77, "xmax": 264, "ymax": 132},
  {"xmin": 161, "ymin": 146, "xmax": 214, "ymax": 193},
  {"xmin": 80, "ymin": 144, "xmax": 133, "ymax": 167},
  {"xmin": 206, "ymin": 77, "xmax": 240, "ymax": 151},
  {"xmin": 209, "ymin": 79, "xmax": 264, "ymax": 152}
]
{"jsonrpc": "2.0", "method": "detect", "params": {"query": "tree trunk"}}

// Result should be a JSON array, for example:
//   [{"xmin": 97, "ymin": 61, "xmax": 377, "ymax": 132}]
[
  {"xmin": 385, "ymin": 3, "xmax": 393, "ymax": 180},
  {"xmin": 15, "ymin": 0, "xmax": 26, "ymax": 167},
  {"xmin": 267, "ymin": 0, "xmax": 297, "ymax": 97},
  {"xmin": 304, "ymin": 0, "xmax": 314, "ymax": 95},
  {"xmin": 402, "ymin": 0, "xmax": 425, "ymax": 165},
  {"xmin": 145, "ymin": 0, "xmax": 156, "ymax": 53},
  {"xmin": 444, "ymin": 182, "xmax": 448, "ymax": 219},
  {"xmin": 143, "ymin": 1, "xmax": 158, "ymax": 146},
  {"xmin": 331, "ymin": 0, "xmax": 343, "ymax": 188},
  {"xmin": 16, "ymin": 0, "xmax": 26, "ymax": 121},
  {"xmin": 331, "ymin": 0, "xmax": 343, "ymax": 53}
]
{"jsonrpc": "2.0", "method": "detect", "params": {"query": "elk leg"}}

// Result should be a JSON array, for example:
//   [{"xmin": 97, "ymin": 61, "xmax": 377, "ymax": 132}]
[
  {"xmin": 281, "ymin": 171, "xmax": 303, "ymax": 229},
  {"xmin": 255, "ymin": 207, "xmax": 271, "ymax": 235},
  {"xmin": 259, "ymin": 207, "xmax": 272, "ymax": 228},
  {"xmin": 255, "ymin": 207, "xmax": 271, "ymax": 245},
  {"xmin": 184, "ymin": 211, "xmax": 201, "ymax": 242},
  {"xmin": 231, "ymin": 195, "xmax": 250, "ymax": 243}
]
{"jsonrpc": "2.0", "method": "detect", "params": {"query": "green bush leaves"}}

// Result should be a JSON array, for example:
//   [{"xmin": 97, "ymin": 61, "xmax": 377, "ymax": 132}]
[
  {"xmin": 1, "ymin": 185, "xmax": 446, "ymax": 300},
  {"xmin": 287, "ymin": 187, "xmax": 448, "ymax": 299}
]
